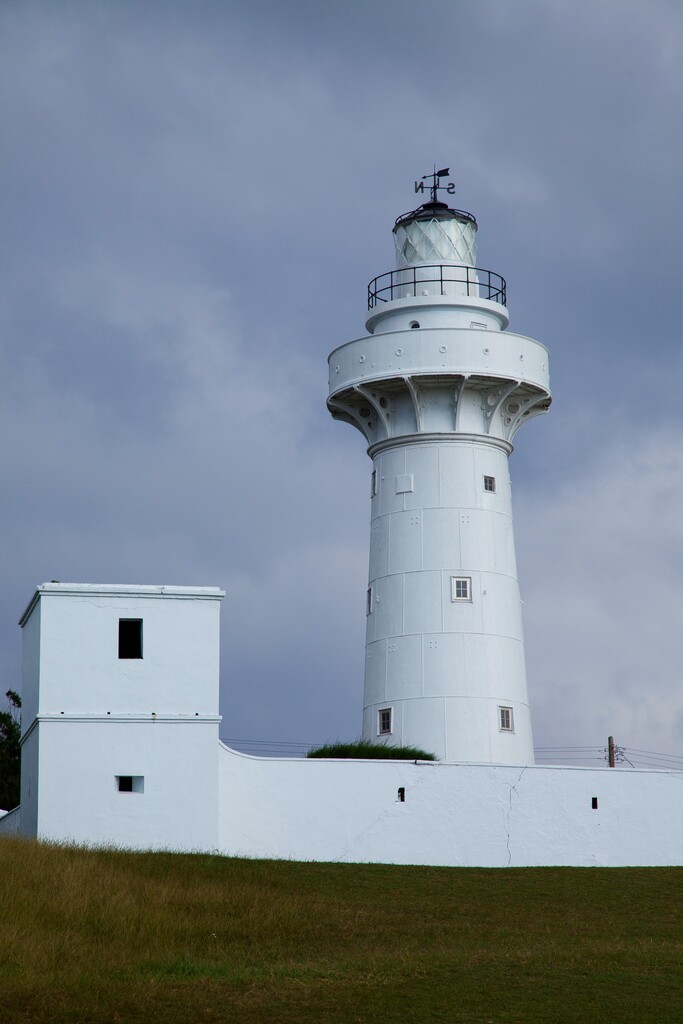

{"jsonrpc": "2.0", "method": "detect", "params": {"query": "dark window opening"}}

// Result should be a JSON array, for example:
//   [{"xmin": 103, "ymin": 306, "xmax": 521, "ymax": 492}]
[
  {"xmin": 379, "ymin": 707, "xmax": 392, "ymax": 735},
  {"xmin": 398, "ymin": 786, "xmax": 405, "ymax": 802},
  {"xmin": 592, "ymin": 797, "xmax": 598, "ymax": 810},
  {"xmin": 119, "ymin": 619, "xmax": 143, "ymax": 659},
  {"xmin": 484, "ymin": 475, "xmax": 496, "ymax": 493},
  {"xmin": 117, "ymin": 775, "xmax": 144, "ymax": 793}
]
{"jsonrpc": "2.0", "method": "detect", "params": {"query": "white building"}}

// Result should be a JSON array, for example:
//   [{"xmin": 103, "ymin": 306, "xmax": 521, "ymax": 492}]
[
  {"xmin": 327, "ymin": 186, "xmax": 549, "ymax": 764},
  {"xmin": 1, "ymin": 179, "xmax": 681, "ymax": 866}
]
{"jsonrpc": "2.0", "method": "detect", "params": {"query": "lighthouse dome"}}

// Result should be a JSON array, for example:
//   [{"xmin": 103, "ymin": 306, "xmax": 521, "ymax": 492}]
[{"xmin": 393, "ymin": 200, "xmax": 478, "ymax": 269}]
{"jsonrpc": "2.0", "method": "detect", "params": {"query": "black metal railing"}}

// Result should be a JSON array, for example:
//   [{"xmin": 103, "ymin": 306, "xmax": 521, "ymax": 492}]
[{"xmin": 367, "ymin": 264, "xmax": 506, "ymax": 309}]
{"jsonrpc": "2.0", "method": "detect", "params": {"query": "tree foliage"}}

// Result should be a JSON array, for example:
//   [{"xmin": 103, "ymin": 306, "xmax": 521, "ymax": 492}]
[{"xmin": 0, "ymin": 689, "xmax": 21, "ymax": 811}]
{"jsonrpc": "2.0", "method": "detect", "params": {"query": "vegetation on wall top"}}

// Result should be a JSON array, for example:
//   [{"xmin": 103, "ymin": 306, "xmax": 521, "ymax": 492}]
[{"xmin": 306, "ymin": 739, "xmax": 437, "ymax": 760}]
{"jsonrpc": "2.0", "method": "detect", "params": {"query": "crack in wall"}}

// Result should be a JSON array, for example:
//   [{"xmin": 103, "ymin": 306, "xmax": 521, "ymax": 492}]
[
  {"xmin": 337, "ymin": 764, "xmax": 436, "ymax": 862},
  {"xmin": 504, "ymin": 766, "xmax": 527, "ymax": 866}
]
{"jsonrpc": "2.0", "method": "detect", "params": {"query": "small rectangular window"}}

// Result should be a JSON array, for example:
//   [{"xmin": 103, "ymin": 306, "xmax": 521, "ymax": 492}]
[
  {"xmin": 592, "ymin": 797, "xmax": 598, "ymax": 810},
  {"xmin": 451, "ymin": 577, "xmax": 471, "ymax": 601},
  {"xmin": 371, "ymin": 469, "xmax": 377, "ymax": 497},
  {"xmin": 378, "ymin": 707, "xmax": 392, "ymax": 735},
  {"xmin": 499, "ymin": 707, "xmax": 514, "ymax": 732},
  {"xmin": 366, "ymin": 586, "xmax": 373, "ymax": 616},
  {"xmin": 484, "ymin": 475, "xmax": 496, "ymax": 493},
  {"xmin": 119, "ymin": 619, "xmax": 142, "ymax": 659},
  {"xmin": 116, "ymin": 775, "xmax": 144, "ymax": 793}
]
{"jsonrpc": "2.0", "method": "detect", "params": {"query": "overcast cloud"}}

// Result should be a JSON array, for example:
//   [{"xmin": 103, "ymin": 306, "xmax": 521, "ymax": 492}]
[{"xmin": 1, "ymin": 0, "xmax": 682, "ymax": 768}]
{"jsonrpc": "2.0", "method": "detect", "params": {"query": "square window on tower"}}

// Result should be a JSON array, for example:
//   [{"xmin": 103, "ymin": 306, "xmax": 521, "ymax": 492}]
[
  {"xmin": 118, "ymin": 619, "xmax": 143, "ymax": 659},
  {"xmin": 451, "ymin": 577, "xmax": 472, "ymax": 602},
  {"xmin": 484, "ymin": 475, "xmax": 496, "ymax": 493}
]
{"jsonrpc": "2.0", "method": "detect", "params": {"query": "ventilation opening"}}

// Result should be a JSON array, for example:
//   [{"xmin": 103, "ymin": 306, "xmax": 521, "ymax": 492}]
[
  {"xmin": 409, "ymin": 321, "xmax": 420, "ymax": 329},
  {"xmin": 119, "ymin": 619, "xmax": 143, "ymax": 659},
  {"xmin": 117, "ymin": 775, "xmax": 144, "ymax": 793}
]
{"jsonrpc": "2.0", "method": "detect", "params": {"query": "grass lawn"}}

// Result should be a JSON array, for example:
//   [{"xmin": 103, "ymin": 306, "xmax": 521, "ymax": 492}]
[{"xmin": 0, "ymin": 836, "xmax": 681, "ymax": 1023}]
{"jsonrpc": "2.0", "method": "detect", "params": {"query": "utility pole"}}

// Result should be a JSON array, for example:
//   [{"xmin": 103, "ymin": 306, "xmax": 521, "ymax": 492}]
[{"xmin": 608, "ymin": 735, "xmax": 615, "ymax": 768}]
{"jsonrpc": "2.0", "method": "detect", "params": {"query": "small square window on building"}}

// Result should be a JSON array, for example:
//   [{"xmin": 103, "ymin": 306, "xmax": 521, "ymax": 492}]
[
  {"xmin": 484, "ymin": 475, "xmax": 496, "ymax": 493},
  {"xmin": 499, "ymin": 707, "xmax": 514, "ymax": 732},
  {"xmin": 451, "ymin": 577, "xmax": 471, "ymax": 601},
  {"xmin": 378, "ymin": 707, "xmax": 393, "ymax": 735},
  {"xmin": 116, "ymin": 775, "xmax": 144, "ymax": 793},
  {"xmin": 118, "ymin": 619, "xmax": 143, "ymax": 659}
]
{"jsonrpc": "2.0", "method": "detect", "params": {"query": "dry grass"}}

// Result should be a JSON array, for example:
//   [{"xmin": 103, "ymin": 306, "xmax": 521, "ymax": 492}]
[{"xmin": 0, "ymin": 836, "xmax": 681, "ymax": 1023}]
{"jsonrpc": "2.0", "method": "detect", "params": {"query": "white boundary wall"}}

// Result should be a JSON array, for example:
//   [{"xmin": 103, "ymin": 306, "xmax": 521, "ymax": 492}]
[{"xmin": 218, "ymin": 745, "xmax": 683, "ymax": 867}]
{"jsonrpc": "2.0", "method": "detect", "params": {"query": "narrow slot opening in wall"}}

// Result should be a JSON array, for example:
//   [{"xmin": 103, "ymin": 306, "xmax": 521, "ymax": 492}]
[
  {"xmin": 371, "ymin": 469, "xmax": 377, "ymax": 497},
  {"xmin": 366, "ymin": 586, "xmax": 373, "ymax": 616},
  {"xmin": 119, "ymin": 619, "xmax": 143, "ymax": 659},
  {"xmin": 398, "ymin": 787, "xmax": 405, "ymax": 802},
  {"xmin": 592, "ymin": 797, "xmax": 598, "ymax": 810}
]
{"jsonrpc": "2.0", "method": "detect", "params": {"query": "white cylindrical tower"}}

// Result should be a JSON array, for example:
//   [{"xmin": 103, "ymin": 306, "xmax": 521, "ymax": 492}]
[{"xmin": 328, "ymin": 183, "xmax": 551, "ymax": 765}]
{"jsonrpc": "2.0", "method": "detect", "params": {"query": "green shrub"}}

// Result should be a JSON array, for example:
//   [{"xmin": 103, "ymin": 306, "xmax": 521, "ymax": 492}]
[{"xmin": 306, "ymin": 739, "xmax": 436, "ymax": 760}]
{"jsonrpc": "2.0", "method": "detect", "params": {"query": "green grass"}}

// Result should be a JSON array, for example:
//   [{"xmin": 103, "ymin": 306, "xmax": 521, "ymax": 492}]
[
  {"xmin": 307, "ymin": 739, "xmax": 437, "ymax": 760},
  {"xmin": 0, "ymin": 837, "xmax": 681, "ymax": 1024}
]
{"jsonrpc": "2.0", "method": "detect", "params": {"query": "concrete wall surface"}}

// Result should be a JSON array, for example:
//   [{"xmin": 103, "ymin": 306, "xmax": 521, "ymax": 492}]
[
  {"xmin": 0, "ymin": 807, "xmax": 21, "ymax": 835},
  {"xmin": 218, "ymin": 745, "xmax": 683, "ymax": 867},
  {"xmin": 33, "ymin": 720, "xmax": 220, "ymax": 851}
]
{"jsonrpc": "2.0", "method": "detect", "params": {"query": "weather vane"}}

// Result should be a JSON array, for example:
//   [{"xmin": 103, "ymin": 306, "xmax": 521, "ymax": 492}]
[{"xmin": 414, "ymin": 165, "xmax": 455, "ymax": 202}]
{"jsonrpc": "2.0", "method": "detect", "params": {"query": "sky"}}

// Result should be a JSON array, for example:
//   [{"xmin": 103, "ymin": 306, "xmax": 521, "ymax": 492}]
[{"xmin": 1, "ymin": 0, "xmax": 682, "ymax": 770}]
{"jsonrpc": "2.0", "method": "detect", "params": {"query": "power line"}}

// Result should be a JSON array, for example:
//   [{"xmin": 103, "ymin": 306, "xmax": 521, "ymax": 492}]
[{"xmin": 221, "ymin": 738, "xmax": 683, "ymax": 766}]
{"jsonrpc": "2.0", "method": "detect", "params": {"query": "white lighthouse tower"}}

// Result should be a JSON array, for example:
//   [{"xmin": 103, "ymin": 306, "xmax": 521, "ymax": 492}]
[{"xmin": 327, "ymin": 170, "xmax": 551, "ymax": 764}]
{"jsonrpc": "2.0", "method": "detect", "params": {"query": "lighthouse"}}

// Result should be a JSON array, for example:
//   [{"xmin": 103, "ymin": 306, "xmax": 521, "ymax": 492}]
[{"xmin": 327, "ymin": 170, "xmax": 551, "ymax": 764}]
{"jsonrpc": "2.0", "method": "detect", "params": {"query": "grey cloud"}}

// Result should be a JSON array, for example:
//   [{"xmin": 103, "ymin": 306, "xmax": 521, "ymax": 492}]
[{"xmin": 1, "ymin": 0, "xmax": 682, "ymax": 759}]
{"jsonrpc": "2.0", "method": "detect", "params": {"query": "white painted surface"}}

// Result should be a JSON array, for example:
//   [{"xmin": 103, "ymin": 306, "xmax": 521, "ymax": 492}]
[
  {"xmin": 218, "ymin": 745, "xmax": 683, "ymax": 868},
  {"xmin": 34, "ymin": 719, "xmax": 219, "ymax": 850},
  {"xmin": 328, "ymin": 202, "xmax": 550, "ymax": 763},
  {"xmin": 17, "ymin": 584, "xmax": 224, "ymax": 852},
  {"xmin": 364, "ymin": 438, "xmax": 532, "ymax": 763},
  {"xmin": 6, "ymin": 582, "xmax": 682, "ymax": 867}
]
